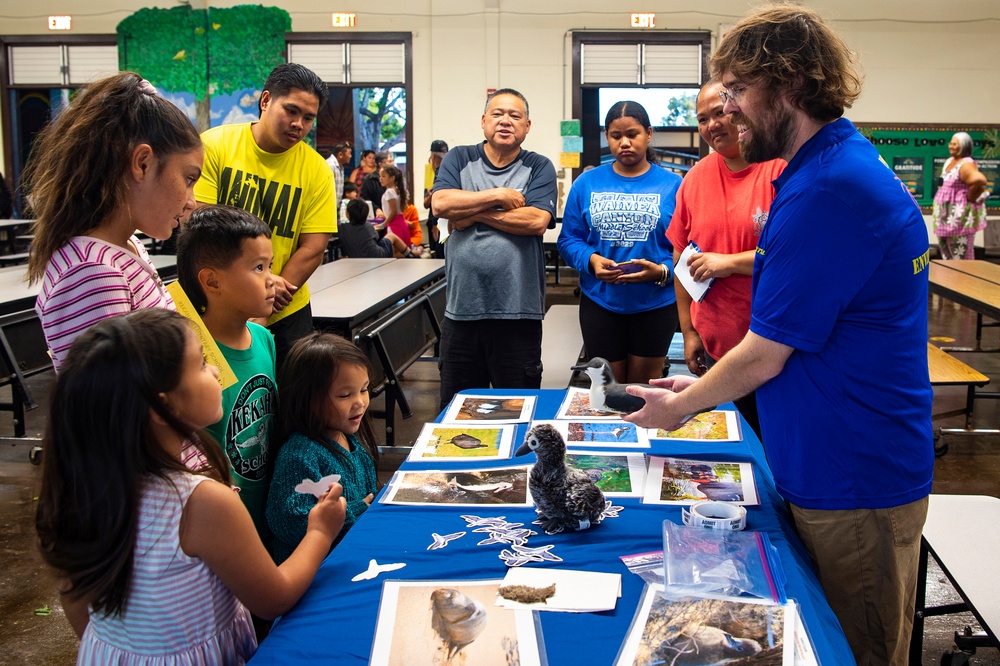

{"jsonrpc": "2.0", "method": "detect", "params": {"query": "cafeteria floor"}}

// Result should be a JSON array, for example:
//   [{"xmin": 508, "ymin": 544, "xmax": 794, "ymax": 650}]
[{"xmin": 2, "ymin": 273, "xmax": 999, "ymax": 665}]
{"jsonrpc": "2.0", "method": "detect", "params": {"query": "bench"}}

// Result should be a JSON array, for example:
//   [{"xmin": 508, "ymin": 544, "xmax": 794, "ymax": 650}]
[
  {"xmin": 928, "ymin": 343, "xmax": 994, "ymax": 454},
  {"xmin": 541, "ymin": 304, "xmax": 584, "ymax": 389},
  {"xmin": 353, "ymin": 292, "xmax": 441, "ymax": 446},
  {"xmin": 0, "ymin": 309, "xmax": 53, "ymax": 437},
  {"xmin": 910, "ymin": 494, "xmax": 1000, "ymax": 664}
]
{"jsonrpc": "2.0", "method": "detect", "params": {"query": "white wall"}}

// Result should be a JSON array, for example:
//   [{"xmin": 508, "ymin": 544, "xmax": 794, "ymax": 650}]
[{"xmin": 3, "ymin": 0, "xmax": 999, "ymax": 212}]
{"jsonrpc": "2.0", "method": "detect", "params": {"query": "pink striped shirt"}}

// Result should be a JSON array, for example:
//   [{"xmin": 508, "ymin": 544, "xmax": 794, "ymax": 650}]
[
  {"xmin": 76, "ymin": 472, "xmax": 256, "ymax": 664},
  {"xmin": 35, "ymin": 236, "xmax": 174, "ymax": 372}
]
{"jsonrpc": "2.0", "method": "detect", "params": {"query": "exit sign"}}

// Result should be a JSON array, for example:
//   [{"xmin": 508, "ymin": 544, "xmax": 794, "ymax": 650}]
[
  {"xmin": 331, "ymin": 13, "xmax": 356, "ymax": 28},
  {"xmin": 48, "ymin": 15, "xmax": 72, "ymax": 30},
  {"xmin": 630, "ymin": 13, "xmax": 656, "ymax": 28}
]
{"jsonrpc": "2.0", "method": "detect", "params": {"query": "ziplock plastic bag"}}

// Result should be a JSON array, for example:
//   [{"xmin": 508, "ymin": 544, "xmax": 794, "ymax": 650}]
[{"xmin": 662, "ymin": 519, "xmax": 786, "ymax": 603}]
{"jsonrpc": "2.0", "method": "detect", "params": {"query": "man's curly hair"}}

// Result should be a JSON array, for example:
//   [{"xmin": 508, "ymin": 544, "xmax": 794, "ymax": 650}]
[{"xmin": 710, "ymin": 3, "xmax": 863, "ymax": 123}]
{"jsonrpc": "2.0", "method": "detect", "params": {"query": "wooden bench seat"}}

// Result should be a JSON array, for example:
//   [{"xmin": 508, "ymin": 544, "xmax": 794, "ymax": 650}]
[
  {"xmin": 540, "ymin": 304, "xmax": 584, "ymax": 389},
  {"xmin": 927, "ymin": 343, "xmax": 996, "ymax": 455},
  {"xmin": 928, "ymin": 343, "xmax": 989, "ymax": 431}
]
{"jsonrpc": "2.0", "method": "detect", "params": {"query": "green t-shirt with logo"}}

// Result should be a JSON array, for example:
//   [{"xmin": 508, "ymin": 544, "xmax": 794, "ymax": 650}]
[{"xmin": 204, "ymin": 322, "xmax": 277, "ymax": 541}]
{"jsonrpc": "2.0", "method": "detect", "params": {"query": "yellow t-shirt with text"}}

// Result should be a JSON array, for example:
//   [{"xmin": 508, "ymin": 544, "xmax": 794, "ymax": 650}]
[{"xmin": 195, "ymin": 123, "xmax": 335, "ymax": 324}]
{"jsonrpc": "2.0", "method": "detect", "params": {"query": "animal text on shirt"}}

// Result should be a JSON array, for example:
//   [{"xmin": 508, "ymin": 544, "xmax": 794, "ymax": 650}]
[{"xmin": 217, "ymin": 167, "xmax": 302, "ymax": 239}]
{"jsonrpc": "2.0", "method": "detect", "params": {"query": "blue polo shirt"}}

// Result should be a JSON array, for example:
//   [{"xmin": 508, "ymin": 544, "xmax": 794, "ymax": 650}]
[{"xmin": 751, "ymin": 118, "xmax": 933, "ymax": 510}]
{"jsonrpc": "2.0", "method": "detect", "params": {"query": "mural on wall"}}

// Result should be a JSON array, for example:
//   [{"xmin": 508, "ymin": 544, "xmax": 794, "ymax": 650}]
[{"xmin": 117, "ymin": 5, "xmax": 289, "ymax": 131}]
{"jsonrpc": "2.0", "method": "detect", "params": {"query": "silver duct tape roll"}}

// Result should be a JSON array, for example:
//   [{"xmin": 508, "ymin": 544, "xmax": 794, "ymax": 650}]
[{"xmin": 681, "ymin": 500, "xmax": 747, "ymax": 531}]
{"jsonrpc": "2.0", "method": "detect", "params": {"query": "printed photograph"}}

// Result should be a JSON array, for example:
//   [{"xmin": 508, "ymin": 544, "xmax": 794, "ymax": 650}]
[
  {"xmin": 371, "ymin": 580, "xmax": 542, "ymax": 666},
  {"xmin": 565, "ymin": 451, "xmax": 646, "ymax": 496},
  {"xmin": 442, "ymin": 395, "xmax": 536, "ymax": 423},
  {"xmin": 409, "ymin": 424, "xmax": 516, "ymax": 462},
  {"xmin": 643, "ymin": 456, "xmax": 759, "ymax": 506},
  {"xmin": 647, "ymin": 410, "xmax": 742, "ymax": 442},
  {"xmin": 382, "ymin": 466, "xmax": 532, "ymax": 507},
  {"xmin": 556, "ymin": 387, "xmax": 621, "ymax": 420},
  {"xmin": 615, "ymin": 586, "xmax": 792, "ymax": 666},
  {"xmin": 530, "ymin": 420, "xmax": 650, "ymax": 450}
]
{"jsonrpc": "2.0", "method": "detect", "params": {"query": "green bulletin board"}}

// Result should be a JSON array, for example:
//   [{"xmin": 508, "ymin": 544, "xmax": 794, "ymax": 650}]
[{"xmin": 856, "ymin": 125, "xmax": 1000, "ymax": 208}]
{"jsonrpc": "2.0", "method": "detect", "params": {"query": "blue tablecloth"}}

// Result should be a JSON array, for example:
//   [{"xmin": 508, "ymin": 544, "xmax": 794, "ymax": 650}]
[{"xmin": 250, "ymin": 389, "xmax": 854, "ymax": 664}]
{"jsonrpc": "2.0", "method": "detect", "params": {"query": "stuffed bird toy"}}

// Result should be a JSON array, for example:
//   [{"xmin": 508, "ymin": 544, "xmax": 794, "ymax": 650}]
[{"xmin": 515, "ymin": 424, "xmax": 606, "ymax": 534}]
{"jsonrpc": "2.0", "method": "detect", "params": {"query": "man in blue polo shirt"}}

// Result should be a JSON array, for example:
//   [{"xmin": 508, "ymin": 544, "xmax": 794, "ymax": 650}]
[{"xmin": 624, "ymin": 6, "xmax": 932, "ymax": 665}]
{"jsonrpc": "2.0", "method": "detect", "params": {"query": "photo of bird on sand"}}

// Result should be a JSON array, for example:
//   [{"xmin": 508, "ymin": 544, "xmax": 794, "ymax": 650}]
[
  {"xmin": 383, "ymin": 466, "xmax": 532, "ymax": 507},
  {"xmin": 409, "ymin": 424, "xmax": 517, "ymax": 462},
  {"xmin": 615, "ymin": 588, "xmax": 789, "ymax": 666},
  {"xmin": 643, "ymin": 456, "xmax": 759, "ymax": 506},
  {"xmin": 443, "ymin": 395, "xmax": 536, "ymax": 423},
  {"xmin": 371, "ymin": 580, "xmax": 543, "ymax": 666}
]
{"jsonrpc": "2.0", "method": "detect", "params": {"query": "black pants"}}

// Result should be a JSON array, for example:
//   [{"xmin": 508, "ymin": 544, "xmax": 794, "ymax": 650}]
[
  {"xmin": 439, "ymin": 318, "xmax": 543, "ymax": 411},
  {"xmin": 268, "ymin": 303, "xmax": 315, "ymax": 369},
  {"xmin": 706, "ymin": 351, "xmax": 763, "ymax": 443}
]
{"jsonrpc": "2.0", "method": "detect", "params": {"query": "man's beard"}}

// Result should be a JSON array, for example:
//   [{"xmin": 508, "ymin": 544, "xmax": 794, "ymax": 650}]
[{"xmin": 733, "ymin": 98, "xmax": 795, "ymax": 164}]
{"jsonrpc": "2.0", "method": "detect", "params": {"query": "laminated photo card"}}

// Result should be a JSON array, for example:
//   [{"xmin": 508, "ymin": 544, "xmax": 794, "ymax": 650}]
[
  {"xmin": 531, "ymin": 419, "xmax": 650, "ymax": 449},
  {"xmin": 564, "ymin": 450, "xmax": 647, "ymax": 497},
  {"xmin": 614, "ymin": 585, "xmax": 799, "ymax": 666},
  {"xmin": 442, "ymin": 394, "xmax": 536, "ymax": 424},
  {"xmin": 555, "ymin": 387, "xmax": 621, "ymax": 420},
  {"xmin": 381, "ymin": 465, "xmax": 533, "ymax": 507},
  {"xmin": 407, "ymin": 423, "xmax": 517, "ymax": 462},
  {"xmin": 371, "ymin": 579, "xmax": 544, "ymax": 666},
  {"xmin": 645, "ymin": 410, "xmax": 742, "ymax": 442},
  {"xmin": 643, "ymin": 456, "xmax": 759, "ymax": 506}
]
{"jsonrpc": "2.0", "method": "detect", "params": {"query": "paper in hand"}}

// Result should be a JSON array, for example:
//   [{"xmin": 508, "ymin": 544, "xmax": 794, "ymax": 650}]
[
  {"xmin": 674, "ymin": 241, "xmax": 714, "ymax": 302},
  {"xmin": 295, "ymin": 474, "xmax": 342, "ymax": 498}
]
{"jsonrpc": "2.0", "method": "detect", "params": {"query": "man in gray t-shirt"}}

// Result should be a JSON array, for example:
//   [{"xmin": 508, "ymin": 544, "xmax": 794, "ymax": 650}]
[{"xmin": 431, "ymin": 88, "xmax": 557, "ymax": 409}]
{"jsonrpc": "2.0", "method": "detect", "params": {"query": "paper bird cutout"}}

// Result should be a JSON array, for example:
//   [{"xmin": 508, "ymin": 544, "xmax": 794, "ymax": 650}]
[
  {"xmin": 294, "ymin": 474, "xmax": 341, "ymax": 498},
  {"xmin": 351, "ymin": 559, "xmax": 406, "ymax": 582},
  {"xmin": 600, "ymin": 501, "xmax": 624, "ymax": 519},
  {"xmin": 427, "ymin": 532, "xmax": 466, "ymax": 550}
]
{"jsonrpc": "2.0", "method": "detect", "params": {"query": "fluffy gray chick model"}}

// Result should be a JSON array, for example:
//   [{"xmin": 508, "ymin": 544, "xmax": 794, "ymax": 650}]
[{"xmin": 515, "ymin": 423, "xmax": 606, "ymax": 534}]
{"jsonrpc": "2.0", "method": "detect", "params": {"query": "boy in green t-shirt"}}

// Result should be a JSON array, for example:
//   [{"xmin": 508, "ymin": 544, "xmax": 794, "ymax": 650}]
[{"xmin": 177, "ymin": 205, "xmax": 278, "ymax": 542}]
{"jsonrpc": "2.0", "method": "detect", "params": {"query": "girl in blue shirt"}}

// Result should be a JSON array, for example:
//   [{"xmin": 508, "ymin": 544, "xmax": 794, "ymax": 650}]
[{"xmin": 558, "ymin": 101, "xmax": 682, "ymax": 384}]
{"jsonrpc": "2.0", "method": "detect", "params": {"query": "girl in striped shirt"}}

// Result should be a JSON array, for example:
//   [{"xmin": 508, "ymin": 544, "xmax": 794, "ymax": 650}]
[
  {"xmin": 36, "ymin": 309, "xmax": 347, "ymax": 665},
  {"xmin": 25, "ymin": 72, "xmax": 203, "ymax": 372}
]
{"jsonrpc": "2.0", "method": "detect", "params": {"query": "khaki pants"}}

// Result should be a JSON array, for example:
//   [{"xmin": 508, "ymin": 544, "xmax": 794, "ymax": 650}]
[{"xmin": 790, "ymin": 496, "xmax": 928, "ymax": 666}]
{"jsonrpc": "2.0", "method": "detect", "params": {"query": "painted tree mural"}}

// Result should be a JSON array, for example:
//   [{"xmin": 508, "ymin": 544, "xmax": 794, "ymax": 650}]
[{"xmin": 117, "ymin": 5, "xmax": 289, "ymax": 132}]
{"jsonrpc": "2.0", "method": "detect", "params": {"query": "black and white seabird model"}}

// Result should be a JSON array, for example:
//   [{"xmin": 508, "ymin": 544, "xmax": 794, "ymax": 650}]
[{"xmin": 572, "ymin": 357, "xmax": 649, "ymax": 414}]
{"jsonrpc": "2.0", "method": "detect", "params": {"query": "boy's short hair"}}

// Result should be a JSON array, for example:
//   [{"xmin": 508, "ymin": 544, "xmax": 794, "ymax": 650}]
[
  {"xmin": 343, "ymin": 181, "xmax": 358, "ymax": 196},
  {"xmin": 177, "ymin": 205, "xmax": 272, "ymax": 313},
  {"xmin": 345, "ymin": 198, "xmax": 369, "ymax": 226}
]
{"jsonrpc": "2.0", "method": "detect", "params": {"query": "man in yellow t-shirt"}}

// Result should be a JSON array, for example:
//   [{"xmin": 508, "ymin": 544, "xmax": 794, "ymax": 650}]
[{"xmin": 195, "ymin": 63, "xmax": 335, "ymax": 364}]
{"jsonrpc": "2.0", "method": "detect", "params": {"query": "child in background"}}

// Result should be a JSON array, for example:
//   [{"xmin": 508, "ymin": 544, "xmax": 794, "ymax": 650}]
[
  {"xmin": 267, "ymin": 333, "xmax": 380, "ymax": 564},
  {"xmin": 379, "ymin": 164, "xmax": 413, "ymax": 248},
  {"xmin": 403, "ymin": 203, "xmax": 425, "ymax": 249},
  {"xmin": 339, "ymin": 198, "xmax": 413, "ymax": 259},
  {"xmin": 26, "ymin": 72, "xmax": 202, "ymax": 372},
  {"xmin": 176, "ymin": 205, "xmax": 278, "ymax": 542},
  {"xmin": 339, "ymin": 181, "xmax": 358, "ymax": 229},
  {"xmin": 35, "ymin": 309, "xmax": 346, "ymax": 664}
]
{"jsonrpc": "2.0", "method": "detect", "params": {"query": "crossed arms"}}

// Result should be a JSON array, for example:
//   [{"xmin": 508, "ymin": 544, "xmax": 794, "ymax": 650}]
[{"xmin": 432, "ymin": 187, "xmax": 549, "ymax": 236}]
